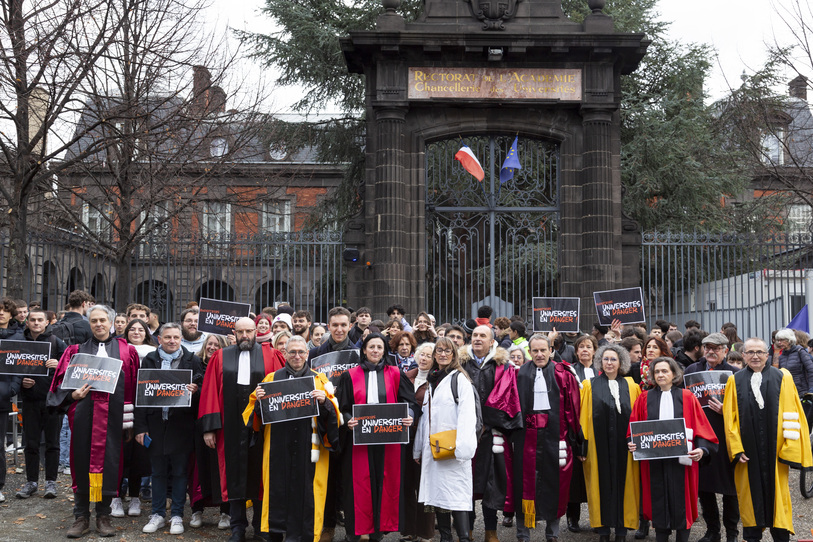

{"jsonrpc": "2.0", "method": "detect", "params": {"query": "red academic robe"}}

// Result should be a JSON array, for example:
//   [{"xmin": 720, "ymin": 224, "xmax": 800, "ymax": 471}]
[
  {"xmin": 629, "ymin": 388, "xmax": 718, "ymax": 530},
  {"xmin": 47, "ymin": 337, "xmax": 139, "ymax": 501},
  {"xmin": 198, "ymin": 342, "xmax": 283, "ymax": 501}
]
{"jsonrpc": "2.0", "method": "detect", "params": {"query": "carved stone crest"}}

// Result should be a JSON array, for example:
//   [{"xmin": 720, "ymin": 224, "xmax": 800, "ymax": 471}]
[{"xmin": 465, "ymin": 0, "xmax": 523, "ymax": 30}]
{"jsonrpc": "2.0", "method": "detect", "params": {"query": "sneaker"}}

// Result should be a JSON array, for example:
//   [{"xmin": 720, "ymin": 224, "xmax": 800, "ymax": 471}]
[
  {"xmin": 44, "ymin": 480, "xmax": 58, "ymax": 499},
  {"xmin": 218, "ymin": 512, "xmax": 231, "ymax": 530},
  {"xmin": 143, "ymin": 514, "xmax": 166, "ymax": 534},
  {"xmin": 139, "ymin": 486, "xmax": 152, "ymax": 502},
  {"xmin": 0, "ymin": 491, "xmax": 5, "ymax": 503},
  {"xmin": 170, "ymin": 516, "xmax": 184, "ymax": 535},
  {"xmin": 15, "ymin": 481, "xmax": 38, "ymax": 499},
  {"xmin": 190, "ymin": 511, "xmax": 204, "ymax": 528},
  {"xmin": 63, "ymin": 466, "xmax": 71, "ymax": 475},
  {"xmin": 110, "ymin": 497, "xmax": 125, "ymax": 518},
  {"xmin": 128, "ymin": 497, "xmax": 142, "ymax": 516}
]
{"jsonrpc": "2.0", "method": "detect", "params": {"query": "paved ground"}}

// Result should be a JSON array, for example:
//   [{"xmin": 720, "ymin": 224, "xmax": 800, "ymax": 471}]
[{"xmin": 2, "ymin": 452, "xmax": 813, "ymax": 542}]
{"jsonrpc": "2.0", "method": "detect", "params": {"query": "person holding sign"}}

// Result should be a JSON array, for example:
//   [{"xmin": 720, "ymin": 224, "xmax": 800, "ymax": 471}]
[
  {"xmin": 338, "ymin": 333, "xmax": 417, "ymax": 542},
  {"xmin": 414, "ymin": 337, "xmax": 477, "ymax": 542},
  {"xmin": 684, "ymin": 333, "xmax": 740, "ymax": 542},
  {"xmin": 627, "ymin": 357, "xmax": 718, "ymax": 542},
  {"xmin": 242, "ymin": 335, "xmax": 341, "ymax": 542},
  {"xmin": 47, "ymin": 304, "xmax": 140, "ymax": 539},
  {"xmin": 135, "ymin": 322, "xmax": 204, "ymax": 535},
  {"xmin": 579, "ymin": 344, "xmax": 641, "ymax": 542},
  {"xmin": 199, "ymin": 317, "xmax": 282, "ymax": 542},
  {"xmin": 722, "ymin": 338, "xmax": 813, "ymax": 542},
  {"xmin": 15, "ymin": 309, "xmax": 66, "ymax": 500},
  {"xmin": 510, "ymin": 333, "xmax": 581, "ymax": 542}
]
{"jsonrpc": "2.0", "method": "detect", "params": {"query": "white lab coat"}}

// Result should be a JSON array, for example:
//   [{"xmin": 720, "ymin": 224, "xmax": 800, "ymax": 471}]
[{"xmin": 415, "ymin": 369, "xmax": 478, "ymax": 511}]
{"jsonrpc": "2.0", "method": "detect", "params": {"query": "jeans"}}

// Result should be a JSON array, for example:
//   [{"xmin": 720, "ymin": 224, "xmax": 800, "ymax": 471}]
[
  {"xmin": 59, "ymin": 416, "xmax": 71, "ymax": 468},
  {"xmin": 74, "ymin": 494, "xmax": 112, "ymax": 519},
  {"xmin": 151, "ymin": 453, "xmax": 188, "ymax": 518},
  {"xmin": 22, "ymin": 400, "xmax": 62, "ymax": 482},
  {"xmin": 516, "ymin": 513, "xmax": 560, "ymax": 540}
]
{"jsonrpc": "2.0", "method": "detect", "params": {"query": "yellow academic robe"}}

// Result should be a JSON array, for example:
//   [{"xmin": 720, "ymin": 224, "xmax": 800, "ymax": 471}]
[
  {"xmin": 723, "ymin": 366, "xmax": 813, "ymax": 533},
  {"xmin": 581, "ymin": 375, "xmax": 642, "ymax": 530},
  {"xmin": 243, "ymin": 369, "xmax": 341, "ymax": 542}
]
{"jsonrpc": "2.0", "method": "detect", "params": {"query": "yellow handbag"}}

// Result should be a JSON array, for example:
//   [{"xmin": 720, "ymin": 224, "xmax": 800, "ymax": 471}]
[{"xmin": 428, "ymin": 386, "xmax": 456, "ymax": 460}]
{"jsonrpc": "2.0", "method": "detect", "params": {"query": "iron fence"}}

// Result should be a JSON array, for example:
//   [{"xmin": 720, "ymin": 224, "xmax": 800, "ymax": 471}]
[
  {"xmin": 641, "ymin": 230, "xmax": 813, "ymax": 341},
  {"xmin": 0, "ymin": 229, "xmax": 345, "ymax": 323}
]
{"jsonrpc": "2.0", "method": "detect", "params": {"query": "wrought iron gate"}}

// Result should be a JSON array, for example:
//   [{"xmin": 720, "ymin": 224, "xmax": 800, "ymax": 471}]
[{"xmin": 425, "ymin": 135, "xmax": 560, "ymax": 325}]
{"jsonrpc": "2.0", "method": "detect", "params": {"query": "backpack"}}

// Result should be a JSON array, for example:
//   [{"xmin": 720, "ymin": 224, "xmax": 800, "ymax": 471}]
[
  {"xmin": 49, "ymin": 319, "xmax": 77, "ymax": 346},
  {"xmin": 450, "ymin": 370, "xmax": 484, "ymax": 440}
]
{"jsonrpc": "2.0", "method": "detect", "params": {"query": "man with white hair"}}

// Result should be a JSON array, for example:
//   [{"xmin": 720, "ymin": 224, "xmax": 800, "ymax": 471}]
[
  {"xmin": 723, "ymin": 337, "xmax": 813, "ymax": 542},
  {"xmin": 243, "ymin": 335, "xmax": 341, "ymax": 542},
  {"xmin": 199, "ymin": 317, "xmax": 282, "ymax": 542},
  {"xmin": 48, "ymin": 305, "xmax": 140, "ymax": 539}
]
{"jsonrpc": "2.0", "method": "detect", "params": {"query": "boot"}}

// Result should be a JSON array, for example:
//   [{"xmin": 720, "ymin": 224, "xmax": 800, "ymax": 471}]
[
  {"xmin": 484, "ymin": 530, "xmax": 500, "ymax": 542},
  {"xmin": 635, "ymin": 520, "xmax": 650, "ymax": 540},
  {"xmin": 600, "ymin": 536, "xmax": 610, "ymax": 542},
  {"xmin": 66, "ymin": 516, "xmax": 90, "ymax": 539},
  {"xmin": 96, "ymin": 515, "xmax": 115, "ymax": 537},
  {"xmin": 437, "ymin": 512, "xmax": 454, "ymax": 542},
  {"xmin": 319, "ymin": 527, "xmax": 335, "ymax": 542},
  {"xmin": 453, "ymin": 511, "xmax": 471, "ymax": 542}
]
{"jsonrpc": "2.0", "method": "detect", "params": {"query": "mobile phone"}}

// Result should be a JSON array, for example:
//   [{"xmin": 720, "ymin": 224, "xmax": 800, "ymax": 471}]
[{"xmin": 142, "ymin": 434, "xmax": 152, "ymax": 448}]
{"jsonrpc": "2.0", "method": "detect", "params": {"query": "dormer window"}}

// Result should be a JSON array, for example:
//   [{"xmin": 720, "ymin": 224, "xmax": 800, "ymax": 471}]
[
  {"xmin": 761, "ymin": 130, "xmax": 784, "ymax": 166},
  {"xmin": 210, "ymin": 137, "xmax": 229, "ymax": 157}
]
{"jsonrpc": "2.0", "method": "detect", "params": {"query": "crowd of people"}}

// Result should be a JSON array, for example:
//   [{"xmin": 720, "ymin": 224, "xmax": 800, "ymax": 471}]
[{"xmin": 0, "ymin": 295, "xmax": 811, "ymax": 542}]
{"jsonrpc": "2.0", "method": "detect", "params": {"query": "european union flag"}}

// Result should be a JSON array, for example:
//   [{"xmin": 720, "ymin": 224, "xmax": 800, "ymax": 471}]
[{"xmin": 500, "ymin": 136, "xmax": 521, "ymax": 184}]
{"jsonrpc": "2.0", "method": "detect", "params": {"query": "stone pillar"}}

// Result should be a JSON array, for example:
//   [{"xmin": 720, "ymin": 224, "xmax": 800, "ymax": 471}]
[
  {"xmin": 370, "ymin": 106, "xmax": 409, "ymax": 315},
  {"xmin": 580, "ymin": 107, "xmax": 617, "ymax": 323}
]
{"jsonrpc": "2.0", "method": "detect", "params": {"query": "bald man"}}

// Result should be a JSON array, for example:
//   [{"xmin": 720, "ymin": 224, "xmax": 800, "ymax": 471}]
[{"xmin": 199, "ymin": 317, "xmax": 282, "ymax": 542}]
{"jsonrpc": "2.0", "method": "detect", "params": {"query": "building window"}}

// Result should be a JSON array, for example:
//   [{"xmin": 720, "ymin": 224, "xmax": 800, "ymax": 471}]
[
  {"xmin": 261, "ymin": 200, "xmax": 292, "ymax": 233},
  {"xmin": 788, "ymin": 204, "xmax": 812, "ymax": 241},
  {"xmin": 82, "ymin": 203, "xmax": 112, "ymax": 240},
  {"xmin": 761, "ymin": 130, "xmax": 784, "ymax": 166},
  {"xmin": 138, "ymin": 204, "xmax": 171, "ymax": 258},
  {"xmin": 210, "ymin": 137, "xmax": 229, "ymax": 158},
  {"xmin": 203, "ymin": 202, "xmax": 231, "ymax": 238}
]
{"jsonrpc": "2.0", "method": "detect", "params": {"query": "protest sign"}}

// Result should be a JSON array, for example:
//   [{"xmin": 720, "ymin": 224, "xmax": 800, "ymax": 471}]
[
  {"xmin": 258, "ymin": 376, "xmax": 319, "ymax": 424},
  {"xmin": 62, "ymin": 354, "xmax": 123, "ymax": 394},
  {"xmin": 629, "ymin": 418, "xmax": 689, "ymax": 460},
  {"xmin": 683, "ymin": 371, "xmax": 732, "ymax": 408},
  {"xmin": 593, "ymin": 287, "xmax": 646, "ymax": 325},
  {"xmin": 532, "ymin": 298, "xmax": 580, "ymax": 333},
  {"xmin": 311, "ymin": 350, "xmax": 360, "ymax": 386},
  {"xmin": 197, "ymin": 298, "xmax": 252, "ymax": 335},
  {"xmin": 0, "ymin": 340, "xmax": 51, "ymax": 376},
  {"xmin": 136, "ymin": 369, "xmax": 193, "ymax": 408},
  {"xmin": 353, "ymin": 403, "xmax": 410, "ymax": 445}
]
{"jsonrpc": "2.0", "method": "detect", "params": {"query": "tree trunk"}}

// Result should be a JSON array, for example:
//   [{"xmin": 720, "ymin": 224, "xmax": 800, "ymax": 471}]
[
  {"xmin": 6, "ymin": 194, "xmax": 27, "ymax": 300},
  {"xmin": 114, "ymin": 251, "xmax": 133, "ymax": 312}
]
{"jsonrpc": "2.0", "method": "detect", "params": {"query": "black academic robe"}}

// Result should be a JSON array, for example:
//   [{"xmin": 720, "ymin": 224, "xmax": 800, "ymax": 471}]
[
  {"xmin": 337, "ymin": 362, "xmax": 418, "ymax": 537},
  {"xmin": 198, "ymin": 343, "xmax": 279, "ymax": 501},
  {"xmin": 684, "ymin": 359, "xmax": 739, "ymax": 496},
  {"xmin": 510, "ymin": 360, "xmax": 581, "ymax": 525}
]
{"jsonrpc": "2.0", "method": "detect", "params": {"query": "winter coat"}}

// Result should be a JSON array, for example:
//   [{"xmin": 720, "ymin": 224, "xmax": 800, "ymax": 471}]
[
  {"xmin": 134, "ymin": 347, "xmax": 204, "ymax": 456},
  {"xmin": 0, "ymin": 375, "xmax": 21, "ymax": 412},
  {"xmin": 20, "ymin": 327, "xmax": 67, "ymax": 402},
  {"xmin": 415, "ymin": 369, "xmax": 477, "ymax": 511},
  {"xmin": 0, "ymin": 322, "xmax": 24, "ymax": 341},
  {"xmin": 771, "ymin": 344, "xmax": 813, "ymax": 396},
  {"xmin": 57, "ymin": 312, "xmax": 92, "ymax": 345}
]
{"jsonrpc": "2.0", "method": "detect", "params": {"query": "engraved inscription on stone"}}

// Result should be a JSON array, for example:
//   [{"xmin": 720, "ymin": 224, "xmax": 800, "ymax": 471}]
[{"xmin": 408, "ymin": 67, "xmax": 582, "ymax": 101}]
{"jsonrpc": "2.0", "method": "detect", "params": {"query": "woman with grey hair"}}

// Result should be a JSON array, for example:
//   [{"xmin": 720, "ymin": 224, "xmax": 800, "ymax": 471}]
[
  {"xmin": 578, "ymin": 343, "xmax": 641, "ymax": 542},
  {"xmin": 770, "ymin": 328, "xmax": 813, "ymax": 398},
  {"xmin": 506, "ymin": 344, "xmax": 529, "ymax": 368}
]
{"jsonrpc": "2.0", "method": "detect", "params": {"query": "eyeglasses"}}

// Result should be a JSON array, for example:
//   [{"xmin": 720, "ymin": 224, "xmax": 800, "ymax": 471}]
[
  {"xmin": 287, "ymin": 350, "xmax": 308, "ymax": 357},
  {"xmin": 435, "ymin": 348, "xmax": 453, "ymax": 355},
  {"xmin": 703, "ymin": 344, "xmax": 726, "ymax": 351},
  {"xmin": 743, "ymin": 350, "xmax": 768, "ymax": 357}
]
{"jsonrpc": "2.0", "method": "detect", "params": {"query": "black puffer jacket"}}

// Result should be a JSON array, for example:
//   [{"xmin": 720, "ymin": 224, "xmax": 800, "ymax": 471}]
[
  {"xmin": 20, "ymin": 327, "xmax": 67, "ymax": 402},
  {"xmin": 771, "ymin": 344, "xmax": 813, "ymax": 396}
]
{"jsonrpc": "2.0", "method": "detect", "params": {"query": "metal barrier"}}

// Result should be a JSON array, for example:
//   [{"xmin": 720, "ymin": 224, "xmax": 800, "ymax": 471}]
[
  {"xmin": 0, "ymin": 230, "xmax": 345, "ymax": 323},
  {"xmin": 641, "ymin": 230, "xmax": 813, "ymax": 340}
]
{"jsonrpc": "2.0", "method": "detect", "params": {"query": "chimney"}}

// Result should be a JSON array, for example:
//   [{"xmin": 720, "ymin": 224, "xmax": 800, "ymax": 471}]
[
  {"xmin": 191, "ymin": 66, "xmax": 213, "ymax": 116},
  {"xmin": 789, "ymin": 75, "xmax": 808, "ymax": 101}
]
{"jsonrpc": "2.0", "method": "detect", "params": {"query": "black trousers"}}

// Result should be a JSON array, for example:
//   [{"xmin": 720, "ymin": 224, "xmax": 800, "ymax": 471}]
[
  {"xmin": 74, "ymin": 494, "xmax": 112, "ymax": 519},
  {"xmin": 22, "ymin": 400, "xmax": 62, "ymax": 482},
  {"xmin": 698, "ymin": 491, "xmax": 739, "ymax": 536},
  {"xmin": 0, "ymin": 411, "xmax": 7, "ymax": 490},
  {"xmin": 230, "ymin": 498, "xmax": 263, "ymax": 536},
  {"xmin": 743, "ymin": 526, "xmax": 790, "ymax": 542}
]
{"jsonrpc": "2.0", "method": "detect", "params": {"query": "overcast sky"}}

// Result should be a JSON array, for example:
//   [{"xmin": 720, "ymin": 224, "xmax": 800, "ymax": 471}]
[{"xmin": 211, "ymin": 0, "xmax": 804, "ymax": 111}]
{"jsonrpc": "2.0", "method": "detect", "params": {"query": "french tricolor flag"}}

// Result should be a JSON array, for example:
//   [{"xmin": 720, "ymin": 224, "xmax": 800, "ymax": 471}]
[{"xmin": 455, "ymin": 144, "xmax": 485, "ymax": 182}]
